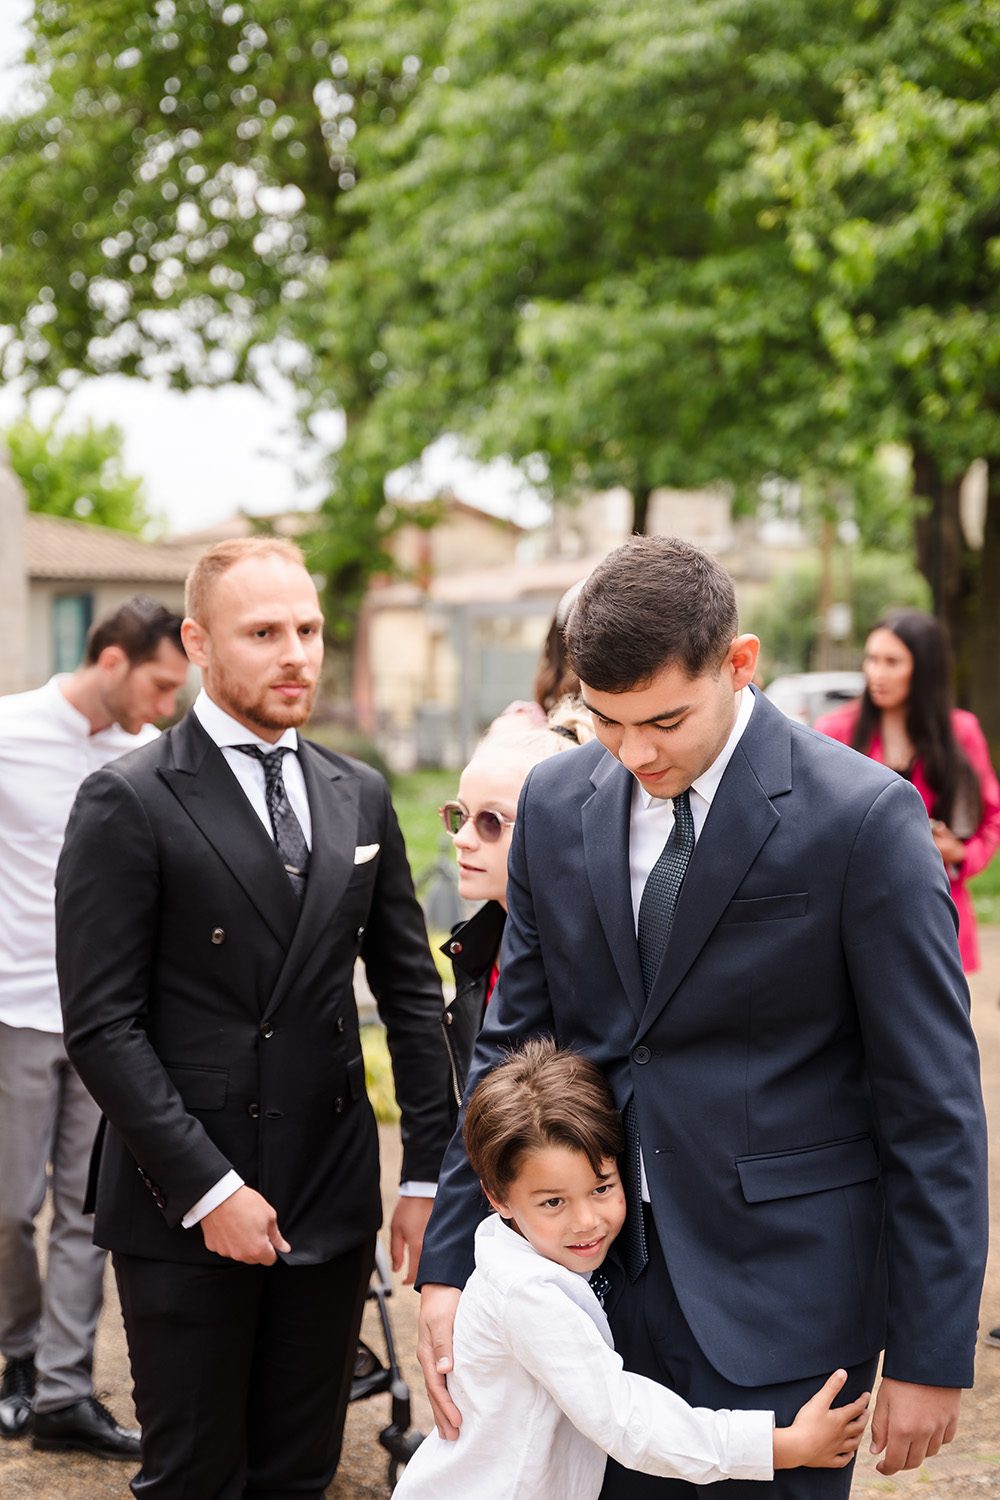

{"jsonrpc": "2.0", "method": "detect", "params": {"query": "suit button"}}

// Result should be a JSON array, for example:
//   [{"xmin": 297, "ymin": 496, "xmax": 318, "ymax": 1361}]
[
  {"xmin": 155, "ymin": 1193, "xmax": 166, "ymax": 1208},
  {"xmin": 260, "ymin": 1023, "xmax": 274, "ymax": 1039},
  {"xmin": 248, "ymin": 1102, "xmax": 260, "ymax": 1119},
  {"xmin": 334, "ymin": 1097, "xmax": 345, "ymax": 1114},
  {"xmin": 210, "ymin": 928, "xmax": 226, "ymax": 945},
  {"xmin": 356, "ymin": 926, "xmax": 365, "ymax": 941},
  {"xmin": 632, "ymin": 1045, "xmax": 651, "ymax": 1065},
  {"xmin": 335, "ymin": 1017, "xmax": 345, "ymax": 1034},
  {"xmin": 450, "ymin": 940, "xmax": 463, "ymax": 955}
]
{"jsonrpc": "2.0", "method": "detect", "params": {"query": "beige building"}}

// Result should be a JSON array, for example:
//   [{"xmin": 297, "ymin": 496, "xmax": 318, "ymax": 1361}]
[{"xmin": 0, "ymin": 450, "xmax": 199, "ymax": 694}]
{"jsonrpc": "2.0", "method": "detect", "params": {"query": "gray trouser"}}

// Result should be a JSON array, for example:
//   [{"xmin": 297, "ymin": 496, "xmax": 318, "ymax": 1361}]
[{"xmin": 0, "ymin": 1020, "xmax": 106, "ymax": 1412}]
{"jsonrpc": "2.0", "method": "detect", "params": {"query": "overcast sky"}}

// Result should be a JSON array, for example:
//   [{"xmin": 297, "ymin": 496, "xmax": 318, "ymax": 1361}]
[{"xmin": 0, "ymin": 5, "xmax": 543, "ymax": 537}]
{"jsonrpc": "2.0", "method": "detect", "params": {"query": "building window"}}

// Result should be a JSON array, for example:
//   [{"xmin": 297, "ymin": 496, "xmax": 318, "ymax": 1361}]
[{"xmin": 52, "ymin": 593, "xmax": 94, "ymax": 673}]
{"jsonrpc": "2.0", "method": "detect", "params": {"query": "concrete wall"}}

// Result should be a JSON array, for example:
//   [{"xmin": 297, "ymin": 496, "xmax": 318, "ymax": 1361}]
[{"xmin": 0, "ymin": 453, "xmax": 30, "ymax": 697}]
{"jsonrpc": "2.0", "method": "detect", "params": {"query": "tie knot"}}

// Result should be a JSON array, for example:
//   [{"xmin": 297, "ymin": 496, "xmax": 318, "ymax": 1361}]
[{"xmin": 234, "ymin": 744, "xmax": 290, "ymax": 785}]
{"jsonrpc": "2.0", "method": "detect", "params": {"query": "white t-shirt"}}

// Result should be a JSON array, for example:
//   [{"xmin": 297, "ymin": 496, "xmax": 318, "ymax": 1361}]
[
  {"xmin": 395, "ymin": 1216, "xmax": 773, "ymax": 1499},
  {"xmin": 0, "ymin": 676, "xmax": 157, "ymax": 1033}
]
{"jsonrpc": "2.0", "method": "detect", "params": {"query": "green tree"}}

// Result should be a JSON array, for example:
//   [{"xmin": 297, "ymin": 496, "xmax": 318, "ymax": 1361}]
[
  {"xmin": 3, "ymin": 412, "xmax": 153, "ymax": 533},
  {"xmin": 734, "ymin": 1, "xmax": 1000, "ymax": 740}
]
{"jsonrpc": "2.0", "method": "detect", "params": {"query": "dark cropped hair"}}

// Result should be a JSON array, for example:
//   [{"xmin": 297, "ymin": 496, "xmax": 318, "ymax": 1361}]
[
  {"xmin": 84, "ymin": 595, "xmax": 184, "ymax": 667},
  {"xmin": 565, "ymin": 536, "xmax": 739, "ymax": 691},
  {"xmin": 855, "ymin": 608, "xmax": 981, "ymax": 832},
  {"xmin": 463, "ymin": 1038, "xmax": 624, "ymax": 1202}
]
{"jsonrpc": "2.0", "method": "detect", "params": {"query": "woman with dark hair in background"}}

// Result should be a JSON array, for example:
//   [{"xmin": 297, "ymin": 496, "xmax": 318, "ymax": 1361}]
[{"xmin": 816, "ymin": 607, "xmax": 1000, "ymax": 974}]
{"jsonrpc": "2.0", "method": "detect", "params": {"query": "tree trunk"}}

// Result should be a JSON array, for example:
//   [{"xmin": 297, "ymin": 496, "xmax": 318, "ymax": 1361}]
[
  {"xmin": 632, "ymin": 485, "xmax": 652, "ymax": 535},
  {"xmin": 969, "ymin": 459, "xmax": 1000, "ymax": 765},
  {"xmin": 912, "ymin": 447, "xmax": 977, "ymax": 701}
]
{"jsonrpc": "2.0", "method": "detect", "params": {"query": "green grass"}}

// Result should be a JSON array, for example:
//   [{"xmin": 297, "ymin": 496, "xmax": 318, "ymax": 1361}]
[
  {"xmin": 970, "ymin": 857, "xmax": 1000, "ymax": 926},
  {"xmin": 392, "ymin": 768, "xmax": 458, "ymax": 880}
]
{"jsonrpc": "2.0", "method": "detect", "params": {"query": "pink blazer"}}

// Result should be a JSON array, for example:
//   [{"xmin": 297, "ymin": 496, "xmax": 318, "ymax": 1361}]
[{"xmin": 815, "ymin": 702, "xmax": 1000, "ymax": 972}]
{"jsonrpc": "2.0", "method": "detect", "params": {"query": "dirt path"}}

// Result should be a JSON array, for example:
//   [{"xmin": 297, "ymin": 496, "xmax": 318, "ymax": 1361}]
[{"xmin": 3, "ymin": 933, "xmax": 999, "ymax": 1498}]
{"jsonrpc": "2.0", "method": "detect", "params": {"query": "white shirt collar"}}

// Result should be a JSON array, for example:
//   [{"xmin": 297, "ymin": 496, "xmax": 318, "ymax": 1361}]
[
  {"xmin": 192, "ymin": 689, "xmax": 299, "ymax": 753},
  {"xmin": 636, "ymin": 685, "xmax": 755, "ymax": 812}
]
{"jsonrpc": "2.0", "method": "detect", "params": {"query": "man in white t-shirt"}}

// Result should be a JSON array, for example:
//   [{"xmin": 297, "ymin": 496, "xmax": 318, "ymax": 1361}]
[{"xmin": 0, "ymin": 596, "xmax": 188, "ymax": 1459}]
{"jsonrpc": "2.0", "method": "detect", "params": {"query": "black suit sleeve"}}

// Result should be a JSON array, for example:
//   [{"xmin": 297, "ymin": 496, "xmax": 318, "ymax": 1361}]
[
  {"xmin": 56, "ymin": 767, "xmax": 234, "ymax": 1228},
  {"xmin": 360, "ymin": 779, "xmax": 454, "ymax": 1185}
]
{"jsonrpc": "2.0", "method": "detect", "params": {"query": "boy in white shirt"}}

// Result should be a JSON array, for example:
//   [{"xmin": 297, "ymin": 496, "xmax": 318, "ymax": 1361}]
[{"xmin": 395, "ymin": 1040, "xmax": 869, "ymax": 1498}]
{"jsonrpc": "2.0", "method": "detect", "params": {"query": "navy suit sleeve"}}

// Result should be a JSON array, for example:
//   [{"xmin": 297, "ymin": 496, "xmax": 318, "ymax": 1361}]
[
  {"xmin": 842, "ymin": 776, "xmax": 988, "ymax": 1388},
  {"xmin": 417, "ymin": 765, "xmax": 557, "ymax": 1288}
]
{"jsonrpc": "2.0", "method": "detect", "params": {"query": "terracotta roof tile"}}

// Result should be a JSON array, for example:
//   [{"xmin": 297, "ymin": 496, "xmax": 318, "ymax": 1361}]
[{"xmin": 24, "ymin": 513, "xmax": 202, "ymax": 583}]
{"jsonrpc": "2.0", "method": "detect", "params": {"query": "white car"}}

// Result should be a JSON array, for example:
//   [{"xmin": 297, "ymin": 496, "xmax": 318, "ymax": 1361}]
[{"xmin": 764, "ymin": 671, "xmax": 865, "ymax": 726}]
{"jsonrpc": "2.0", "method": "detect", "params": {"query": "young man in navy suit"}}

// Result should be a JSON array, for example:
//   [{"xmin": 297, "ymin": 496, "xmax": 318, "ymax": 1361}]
[{"xmin": 417, "ymin": 535, "xmax": 988, "ymax": 1498}]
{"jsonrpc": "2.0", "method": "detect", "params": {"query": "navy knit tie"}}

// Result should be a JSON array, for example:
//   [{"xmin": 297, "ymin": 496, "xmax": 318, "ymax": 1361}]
[
  {"xmin": 234, "ymin": 745, "xmax": 309, "ymax": 904},
  {"xmin": 623, "ymin": 789, "xmax": 695, "ymax": 1280}
]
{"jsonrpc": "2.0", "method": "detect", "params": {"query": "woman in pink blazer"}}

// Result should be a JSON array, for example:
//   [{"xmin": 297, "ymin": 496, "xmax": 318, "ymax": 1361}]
[{"xmin": 816, "ymin": 608, "xmax": 1000, "ymax": 972}]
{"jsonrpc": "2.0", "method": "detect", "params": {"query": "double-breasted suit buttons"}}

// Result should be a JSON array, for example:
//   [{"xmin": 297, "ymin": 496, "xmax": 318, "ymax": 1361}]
[
  {"xmin": 248, "ymin": 1102, "xmax": 260, "ymax": 1119},
  {"xmin": 334, "ymin": 1097, "xmax": 345, "ymax": 1114},
  {"xmin": 210, "ymin": 928, "xmax": 226, "ymax": 945},
  {"xmin": 335, "ymin": 1017, "xmax": 345, "ymax": 1034},
  {"xmin": 260, "ymin": 1023, "xmax": 274, "ymax": 1040}
]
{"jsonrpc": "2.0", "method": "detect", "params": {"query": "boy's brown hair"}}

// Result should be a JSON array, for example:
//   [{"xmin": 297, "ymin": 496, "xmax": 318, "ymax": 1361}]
[{"xmin": 463, "ymin": 1039, "xmax": 624, "ymax": 1201}]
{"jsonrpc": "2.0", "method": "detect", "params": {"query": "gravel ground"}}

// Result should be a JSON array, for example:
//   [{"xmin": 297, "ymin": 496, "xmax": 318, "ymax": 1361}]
[{"xmin": 3, "ymin": 933, "xmax": 999, "ymax": 1499}]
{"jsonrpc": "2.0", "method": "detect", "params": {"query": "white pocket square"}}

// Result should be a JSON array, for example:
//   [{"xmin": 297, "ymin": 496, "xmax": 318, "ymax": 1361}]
[{"xmin": 354, "ymin": 843, "xmax": 380, "ymax": 864}]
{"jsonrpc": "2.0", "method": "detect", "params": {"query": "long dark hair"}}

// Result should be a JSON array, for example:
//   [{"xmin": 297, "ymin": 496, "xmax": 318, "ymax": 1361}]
[{"xmin": 854, "ymin": 609, "xmax": 981, "ymax": 832}]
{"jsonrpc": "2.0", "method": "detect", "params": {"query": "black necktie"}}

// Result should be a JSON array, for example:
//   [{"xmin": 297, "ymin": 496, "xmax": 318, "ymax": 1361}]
[
  {"xmin": 234, "ymin": 745, "xmax": 310, "ymax": 905},
  {"xmin": 623, "ymin": 788, "xmax": 695, "ymax": 1280}
]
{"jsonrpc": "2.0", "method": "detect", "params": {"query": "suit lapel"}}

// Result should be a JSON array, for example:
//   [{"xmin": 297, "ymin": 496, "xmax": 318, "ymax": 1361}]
[
  {"xmin": 261, "ymin": 739, "xmax": 359, "ymax": 1022},
  {"xmin": 636, "ymin": 690, "xmax": 792, "ymax": 1038},
  {"xmin": 157, "ymin": 713, "xmax": 299, "ymax": 950},
  {"xmin": 582, "ymin": 751, "xmax": 646, "ymax": 1023}
]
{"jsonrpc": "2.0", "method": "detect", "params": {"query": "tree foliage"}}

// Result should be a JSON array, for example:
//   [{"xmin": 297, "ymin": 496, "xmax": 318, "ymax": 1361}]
[
  {"xmin": 3, "ymin": 412, "xmax": 153, "ymax": 533},
  {"xmin": 2, "ymin": 0, "xmax": 999, "ymax": 709}
]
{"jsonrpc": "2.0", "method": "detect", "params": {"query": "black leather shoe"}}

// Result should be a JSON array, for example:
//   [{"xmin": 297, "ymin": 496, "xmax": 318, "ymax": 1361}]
[
  {"xmin": 0, "ymin": 1356, "xmax": 35, "ymax": 1439},
  {"xmin": 31, "ymin": 1396, "xmax": 141, "ymax": 1460}
]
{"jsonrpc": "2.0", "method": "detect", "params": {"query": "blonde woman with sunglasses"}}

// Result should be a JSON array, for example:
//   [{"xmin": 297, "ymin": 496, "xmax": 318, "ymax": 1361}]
[{"xmin": 438, "ymin": 702, "xmax": 592, "ymax": 1104}]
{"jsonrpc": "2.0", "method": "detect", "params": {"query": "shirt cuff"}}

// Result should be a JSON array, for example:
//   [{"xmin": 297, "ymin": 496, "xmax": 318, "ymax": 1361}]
[
  {"xmin": 398, "ymin": 1180, "xmax": 437, "ymax": 1198},
  {"xmin": 182, "ymin": 1170, "xmax": 244, "ymax": 1228}
]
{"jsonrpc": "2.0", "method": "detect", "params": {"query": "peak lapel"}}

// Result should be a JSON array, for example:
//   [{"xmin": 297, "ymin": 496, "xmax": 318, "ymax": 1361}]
[
  {"xmin": 261, "ymin": 741, "xmax": 358, "ymax": 1022},
  {"xmin": 582, "ymin": 752, "xmax": 645, "ymax": 1023},
  {"xmin": 636, "ymin": 692, "xmax": 791, "ymax": 1038},
  {"xmin": 157, "ymin": 713, "xmax": 299, "ymax": 950}
]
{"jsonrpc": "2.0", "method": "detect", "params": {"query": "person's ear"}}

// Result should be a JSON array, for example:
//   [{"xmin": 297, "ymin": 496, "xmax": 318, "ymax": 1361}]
[
  {"xmin": 481, "ymin": 1181, "xmax": 511, "ymax": 1219},
  {"xmin": 181, "ymin": 616, "xmax": 209, "ymax": 669},
  {"xmin": 727, "ymin": 634, "xmax": 760, "ymax": 691}
]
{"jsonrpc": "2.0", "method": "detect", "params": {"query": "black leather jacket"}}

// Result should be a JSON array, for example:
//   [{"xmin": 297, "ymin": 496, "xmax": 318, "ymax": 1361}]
[{"xmin": 439, "ymin": 900, "xmax": 507, "ymax": 1110}]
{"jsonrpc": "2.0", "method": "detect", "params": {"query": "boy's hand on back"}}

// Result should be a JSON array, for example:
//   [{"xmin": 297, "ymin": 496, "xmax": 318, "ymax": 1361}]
[{"xmin": 773, "ymin": 1370, "xmax": 870, "ymax": 1470}]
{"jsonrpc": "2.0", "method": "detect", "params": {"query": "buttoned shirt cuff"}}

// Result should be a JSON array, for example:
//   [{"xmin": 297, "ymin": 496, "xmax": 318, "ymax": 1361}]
[
  {"xmin": 182, "ymin": 1170, "xmax": 244, "ymax": 1228},
  {"xmin": 398, "ymin": 1180, "xmax": 437, "ymax": 1198}
]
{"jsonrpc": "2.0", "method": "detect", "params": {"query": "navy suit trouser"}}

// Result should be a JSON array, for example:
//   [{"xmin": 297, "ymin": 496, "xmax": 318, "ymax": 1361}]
[{"xmin": 601, "ymin": 1212, "xmax": 878, "ymax": 1498}]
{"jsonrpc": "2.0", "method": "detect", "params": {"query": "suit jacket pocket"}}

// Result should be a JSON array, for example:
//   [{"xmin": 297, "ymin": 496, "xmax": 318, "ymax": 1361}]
[
  {"xmin": 164, "ymin": 1063, "xmax": 229, "ymax": 1111},
  {"xmin": 719, "ymin": 892, "xmax": 808, "ymax": 924},
  {"xmin": 736, "ymin": 1134, "xmax": 879, "ymax": 1203}
]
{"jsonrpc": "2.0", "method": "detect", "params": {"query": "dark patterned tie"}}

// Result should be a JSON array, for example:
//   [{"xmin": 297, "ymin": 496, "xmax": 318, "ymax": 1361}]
[
  {"xmin": 234, "ymin": 745, "xmax": 310, "ymax": 905},
  {"xmin": 589, "ymin": 1269, "xmax": 613, "ymax": 1309},
  {"xmin": 623, "ymin": 788, "xmax": 695, "ymax": 1280}
]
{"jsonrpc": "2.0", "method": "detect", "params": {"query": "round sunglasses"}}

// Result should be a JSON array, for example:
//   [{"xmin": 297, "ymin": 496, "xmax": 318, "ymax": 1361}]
[{"xmin": 439, "ymin": 801, "xmax": 516, "ymax": 843}]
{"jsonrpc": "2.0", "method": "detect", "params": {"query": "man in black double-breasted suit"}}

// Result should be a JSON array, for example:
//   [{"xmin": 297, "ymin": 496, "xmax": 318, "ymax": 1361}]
[{"xmin": 56, "ymin": 538, "xmax": 453, "ymax": 1499}]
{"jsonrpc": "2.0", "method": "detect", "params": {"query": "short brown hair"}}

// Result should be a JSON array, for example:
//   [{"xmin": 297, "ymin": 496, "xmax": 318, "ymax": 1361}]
[
  {"xmin": 463, "ymin": 1039, "xmax": 623, "ymax": 1201},
  {"xmin": 185, "ymin": 537, "xmax": 307, "ymax": 622},
  {"xmin": 566, "ymin": 535, "xmax": 739, "ymax": 690},
  {"xmin": 84, "ymin": 595, "xmax": 184, "ymax": 667}
]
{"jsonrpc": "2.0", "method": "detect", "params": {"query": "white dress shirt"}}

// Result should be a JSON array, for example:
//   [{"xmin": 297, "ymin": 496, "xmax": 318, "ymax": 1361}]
[
  {"xmin": 393, "ymin": 1214, "xmax": 774, "ymax": 1499},
  {"xmin": 0, "ymin": 677, "xmax": 157, "ymax": 1034},
  {"xmin": 628, "ymin": 688, "xmax": 755, "ymax": 1196}
]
